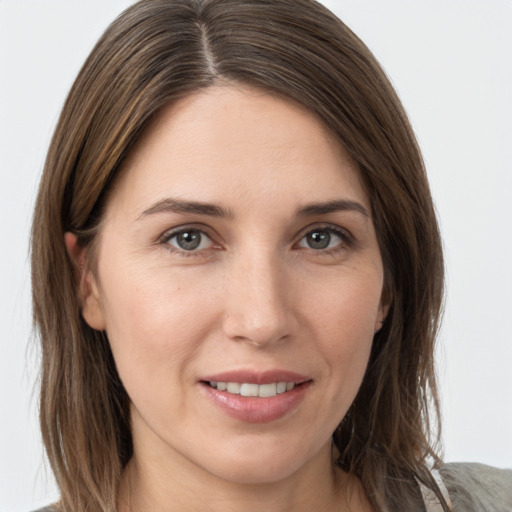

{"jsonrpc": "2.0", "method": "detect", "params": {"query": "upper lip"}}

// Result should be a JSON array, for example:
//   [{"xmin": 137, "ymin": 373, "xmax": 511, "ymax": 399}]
[{"xmin": 200, "ymin": 370, "xmax": 311, "ymax": 385}]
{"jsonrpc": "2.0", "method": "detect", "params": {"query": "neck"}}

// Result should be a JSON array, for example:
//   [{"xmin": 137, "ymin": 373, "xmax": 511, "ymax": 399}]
[{"xmin": 118, "ymin": 442, "xmax": 372, "ymax": 512}]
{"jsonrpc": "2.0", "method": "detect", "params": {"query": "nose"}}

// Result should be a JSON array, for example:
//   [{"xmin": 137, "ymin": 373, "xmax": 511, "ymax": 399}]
[{"xmin": 221, "ymin": 252, "xmax": 292, "ymax": 347}]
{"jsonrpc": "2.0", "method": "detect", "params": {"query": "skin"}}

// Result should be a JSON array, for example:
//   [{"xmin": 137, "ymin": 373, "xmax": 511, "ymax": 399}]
[{"xmin": 69, "ymin": 85, "xmax": 386, "ymax": 512}]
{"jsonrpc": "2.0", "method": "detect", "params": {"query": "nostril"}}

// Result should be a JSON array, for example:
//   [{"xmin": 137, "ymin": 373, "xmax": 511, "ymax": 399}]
[{"xmin": 223, "ymin": 309, "xmax": 291, "ymax": 345}]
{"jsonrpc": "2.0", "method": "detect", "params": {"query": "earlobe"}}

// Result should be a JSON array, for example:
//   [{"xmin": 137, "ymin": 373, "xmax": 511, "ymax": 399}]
[{"xmin": 64, "ymin": 232, "xmax": 107, "ymax": 331}]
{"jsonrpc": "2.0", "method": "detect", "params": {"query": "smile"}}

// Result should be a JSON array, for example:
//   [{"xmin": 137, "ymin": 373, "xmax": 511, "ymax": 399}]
[
  {"xmin": 207, "ymin": 381, "xmax": 296, "ymax": 397},
  {"xmin": 200, "ymin": 370, "xmax": 311, "ymax": 422},
  {"xmin": 201, "ymin": 378, "xmax": 311, "ymax": 423}
]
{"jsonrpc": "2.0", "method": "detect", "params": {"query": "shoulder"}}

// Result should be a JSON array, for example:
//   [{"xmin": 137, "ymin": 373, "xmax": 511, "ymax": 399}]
[{"xmin": 440, "ymin": 462, "xmax": 512, "ymax": 512}]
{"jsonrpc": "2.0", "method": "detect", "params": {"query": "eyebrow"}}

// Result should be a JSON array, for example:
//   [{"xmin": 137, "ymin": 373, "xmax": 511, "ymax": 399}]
[
  {"xmin": 138, "ymin": 197, "xmax": 369, "ymax": 221},
  {"xmin": 138, "ymin": 198, "xmax": 234, "ymax": 220},
  {"xmin": 296, "ymin": 199, "xmax": 369, "ymax": 218}
]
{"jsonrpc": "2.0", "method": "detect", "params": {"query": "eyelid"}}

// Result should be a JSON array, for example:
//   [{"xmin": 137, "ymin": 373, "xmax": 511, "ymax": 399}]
[
  {"xmin": 158, "ymin": 223, "xmax": 215, "ymax": 243},
  {"xmin": 157, "ymin": 224, "xmax": 222, "ymax": 256},
  {"xmin": 294, "ymin": 223, "xmax": 355, "ymax": 249},
  {"xmin": 297, "ymin": 222, "xmax": 353, "ymax": 240},
  {"xmin": 156, "ymin": 222, "xmax": 354, "ymax": 255}
]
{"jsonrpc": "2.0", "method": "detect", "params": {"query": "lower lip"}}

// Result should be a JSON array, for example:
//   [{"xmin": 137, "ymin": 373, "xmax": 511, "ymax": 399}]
[{"xmin": 200, "ymin": 382, "xmax": 311, "ymax": 423}]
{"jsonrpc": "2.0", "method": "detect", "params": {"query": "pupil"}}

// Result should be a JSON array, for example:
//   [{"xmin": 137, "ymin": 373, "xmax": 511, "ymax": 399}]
[
  {"xmin": 307, "ymin": 231, "xmax": 330, "ymax": 249},
  {"xmin": 177, "ymin": 231, "xmax": 201, "ymax": 250}
]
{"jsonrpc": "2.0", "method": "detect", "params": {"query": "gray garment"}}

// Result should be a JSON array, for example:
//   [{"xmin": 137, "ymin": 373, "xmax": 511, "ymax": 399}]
[
  {"xmin": 440, "ymin": 462, "xmax": 512, "ymax": 512},
  {"xmin": 30, "ymin": 462, "xmax": 512, "ymax": 512}
]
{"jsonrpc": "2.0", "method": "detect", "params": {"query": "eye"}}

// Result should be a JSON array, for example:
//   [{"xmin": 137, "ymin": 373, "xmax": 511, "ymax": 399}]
[
  {"xmin": 297, "ymin": 227, "xmax": 349, "ymax": 251},
  {"xmin": 165, "ymin": 229, "xmax": 213, "ymax": 252}
]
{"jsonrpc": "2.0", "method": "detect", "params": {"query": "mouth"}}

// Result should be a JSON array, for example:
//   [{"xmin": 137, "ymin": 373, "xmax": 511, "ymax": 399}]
[
  {"xmin": 199, "ymin": 370, "xmax": 312, "ymax": 423},
  {"xmin": 204, "ymin": 380, "xmax": 303, "ymax": 397}
]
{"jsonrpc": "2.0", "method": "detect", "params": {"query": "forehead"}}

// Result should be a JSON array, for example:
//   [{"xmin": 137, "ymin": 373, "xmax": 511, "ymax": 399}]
[{"xmin": 109, "ymin": 85, "xmax": 368, "ymax": 217}]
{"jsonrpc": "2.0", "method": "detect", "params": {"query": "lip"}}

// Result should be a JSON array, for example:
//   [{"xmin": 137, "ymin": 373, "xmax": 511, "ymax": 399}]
[
  {"xmin": 200, "ymin": 370, "xmax": 310, "ymax": 385},
  {"xmin": 198, "ymin": 369, "xmax": 312, "ymax": 423}
]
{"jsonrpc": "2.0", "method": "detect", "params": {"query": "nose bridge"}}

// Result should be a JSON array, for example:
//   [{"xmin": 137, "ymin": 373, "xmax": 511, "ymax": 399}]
[{"xmin": 222, "ymin": 248, "xmax": 291, "ymax": 346}]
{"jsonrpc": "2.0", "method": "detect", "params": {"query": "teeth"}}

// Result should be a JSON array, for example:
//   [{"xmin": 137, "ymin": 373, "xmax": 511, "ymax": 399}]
[
  {"xmin": 209, "ymin": 381, "xmax": 297, "ymax": 397},
  {"xmin": 240, "ymin": 383, "xmax": 259, "ymax": 396},
  {"xmin": 258, "ymin": 383, "xmax": 276, "ymax": 397},
  {"xmin": 276, "ymin": 382, "xmax": 287, "ymax": 394},
  {"xmin": 226, "ymin": 382, "xmax": 241, "ymax": 394}
]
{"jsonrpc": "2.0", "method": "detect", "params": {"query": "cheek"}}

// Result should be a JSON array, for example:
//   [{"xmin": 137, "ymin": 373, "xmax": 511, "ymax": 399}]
[
  {"xmin": 303, "ymin": 266, "xmax": 382, "ymax": 342},
  {"xmin": 302, "ymin": 270, "xmax": 381, "ymax": 401},
  {"xmin": 97, "ymin": 261, "xmax": 218, "ymax": 405}
]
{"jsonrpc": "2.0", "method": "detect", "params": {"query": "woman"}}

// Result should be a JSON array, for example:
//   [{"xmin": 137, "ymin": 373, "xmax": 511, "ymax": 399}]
[{"xmin": 30, "ymin": 1, "xmax": 511, "ymax": 511}]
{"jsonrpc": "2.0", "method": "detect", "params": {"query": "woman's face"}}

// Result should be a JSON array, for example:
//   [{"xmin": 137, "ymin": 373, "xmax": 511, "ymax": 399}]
[{"xmin": 82, "ymin": 86, "xmax": 387, "ymax": 485}]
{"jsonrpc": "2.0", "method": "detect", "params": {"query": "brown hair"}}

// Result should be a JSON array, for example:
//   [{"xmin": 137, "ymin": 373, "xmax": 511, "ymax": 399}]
[{"xmin": 31, "ymin": 1, "xmax": 446, "ymax": 511}]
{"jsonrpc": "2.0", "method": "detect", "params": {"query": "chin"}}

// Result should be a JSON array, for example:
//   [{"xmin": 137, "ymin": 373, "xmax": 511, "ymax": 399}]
[
  {"xmin": 208, "ymin": 457, "xmax": 305, "ymax": 486},
  {"xmin": 196, "ymin": 436, "xmax": 329, "ymax": 486}
]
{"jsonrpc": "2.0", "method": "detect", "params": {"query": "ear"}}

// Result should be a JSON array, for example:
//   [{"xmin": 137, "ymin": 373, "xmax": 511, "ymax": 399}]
[
  {"xmin": 374, "ymin": 291, "xmax": 391, "ymax": 334},
  {"xmin": 64, "ymin": 232, "xmax": 107, "ymax": 331}
]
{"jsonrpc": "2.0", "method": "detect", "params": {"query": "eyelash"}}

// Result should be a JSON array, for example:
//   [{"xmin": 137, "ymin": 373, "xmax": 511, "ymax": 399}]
[
  {"xmin": 158, "ymin": 225, "xmax": 218, "ymax": 258},
  {"xmin": 297, "ymin": 224, "xmax": 354, "ymax": 255},
  {"xmin": 158, "ymin": 223, "xmax": 354, "ymax": 257}
]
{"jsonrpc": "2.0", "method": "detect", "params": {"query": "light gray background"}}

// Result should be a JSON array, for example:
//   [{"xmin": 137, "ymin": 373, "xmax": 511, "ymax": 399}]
[{"xmin": 1, "ymin": 1, "xmax": 511, "ymax": 510}]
